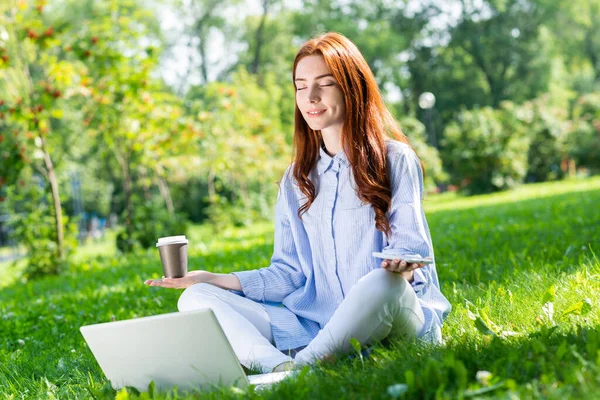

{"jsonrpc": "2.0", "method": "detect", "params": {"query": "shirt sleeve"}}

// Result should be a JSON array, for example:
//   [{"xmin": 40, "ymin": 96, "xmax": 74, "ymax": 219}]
[
  {"xmin": 231, "ymin": 167, "xmax": 306, "ymax": 303},
  {"xmin": 380, "ymin": 146, "xmax": 433, "ymax": 294}
]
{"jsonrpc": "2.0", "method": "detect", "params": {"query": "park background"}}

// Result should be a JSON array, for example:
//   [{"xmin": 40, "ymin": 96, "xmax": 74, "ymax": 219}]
[{"xmin": 0, "ymin": 0, "xmax": 599, "ymax": 398}]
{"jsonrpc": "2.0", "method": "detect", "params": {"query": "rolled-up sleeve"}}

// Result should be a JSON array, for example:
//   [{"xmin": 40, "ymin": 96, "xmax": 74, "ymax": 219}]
[
  {"xmin": 232, "ymin": 168, "xmax": 306, "ymax": 302},
  {"xmin": 381, "ymin": 147, "xmax": 433, "ymax": 293}
]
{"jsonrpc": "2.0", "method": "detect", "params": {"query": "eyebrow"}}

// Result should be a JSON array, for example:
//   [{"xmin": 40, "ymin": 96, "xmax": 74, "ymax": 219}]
[{"xmin": 294, "ymin": 73, "xmax": 334, "ymax": 82}]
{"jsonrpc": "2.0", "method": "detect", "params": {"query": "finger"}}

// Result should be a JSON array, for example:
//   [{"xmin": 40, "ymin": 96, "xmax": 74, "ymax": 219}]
[{"xmin": 394, "ymin": 260, "xmax": 405, "ymax": 272}]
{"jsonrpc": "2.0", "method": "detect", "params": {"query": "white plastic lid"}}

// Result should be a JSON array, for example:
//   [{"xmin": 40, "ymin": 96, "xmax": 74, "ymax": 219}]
[{"xmin": 156, "ymin": 235, "xmax": 188, "ymax": 247}]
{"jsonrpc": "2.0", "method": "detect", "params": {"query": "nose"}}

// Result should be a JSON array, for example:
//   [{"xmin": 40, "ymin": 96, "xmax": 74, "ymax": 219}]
[{"xmin": 307, "ymin": 86, "xmax": 320, "ymax": 104}]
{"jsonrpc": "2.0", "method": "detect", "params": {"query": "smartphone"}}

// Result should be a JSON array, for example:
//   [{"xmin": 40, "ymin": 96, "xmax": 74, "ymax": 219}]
[{"xmin": 372, "ymin": 252, "xmax": 434, "ymax": 265}]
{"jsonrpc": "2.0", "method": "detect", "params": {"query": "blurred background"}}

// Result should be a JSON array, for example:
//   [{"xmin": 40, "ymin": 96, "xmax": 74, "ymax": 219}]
[{"xmin": 0, "ymin": 0, "xmax": 598, "ymax": 279}]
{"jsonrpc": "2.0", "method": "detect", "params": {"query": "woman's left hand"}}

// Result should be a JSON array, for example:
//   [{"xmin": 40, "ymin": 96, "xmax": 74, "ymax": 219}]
[{"xmin": 381, "ymin": 259, "xmax": 427, "ymax": 283}]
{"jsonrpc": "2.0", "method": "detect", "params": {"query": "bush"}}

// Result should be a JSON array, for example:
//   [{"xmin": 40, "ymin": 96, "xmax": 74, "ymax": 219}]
[
  {"xmin": 399, "ymin": 117, "xmax": 448, "ymax": 192},
  {"xmin": 441, "ymin": 105, "xmax": 530, "ymax": 194},
  {"xmin": 516, "ymin": 96, "xmax": 571, "ymax": 182},
  {"xmin": 5, "ymin": 173, "xmax": 77, "ymax": 279},
  {"xmin": 568, "ymin": 93, "xmax": 600, "ymax": 173},
  {"xmin": 116, "ymin": 200, "xmax": 189, "ymax": 253}
]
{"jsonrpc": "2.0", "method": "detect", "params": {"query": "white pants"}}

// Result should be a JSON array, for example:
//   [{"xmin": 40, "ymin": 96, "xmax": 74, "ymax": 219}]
[{"xmin": 177, "ymin": 268, "xmax": 425, "ymax": 373}]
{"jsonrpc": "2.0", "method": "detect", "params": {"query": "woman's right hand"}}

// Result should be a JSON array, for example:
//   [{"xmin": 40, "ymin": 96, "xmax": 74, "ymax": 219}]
[{"xmin": 144, "ymin": 270, "xmax": 215, "ymax": 289}]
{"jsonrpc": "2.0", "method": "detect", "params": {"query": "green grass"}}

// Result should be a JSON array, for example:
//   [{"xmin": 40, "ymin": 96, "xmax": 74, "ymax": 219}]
[{"xmin": 1, "ymin": 177, "xmax": 599, "ymax": 399}]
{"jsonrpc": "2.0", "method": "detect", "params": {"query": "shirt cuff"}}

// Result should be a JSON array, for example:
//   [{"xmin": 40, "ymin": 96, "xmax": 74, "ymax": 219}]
[
  {"xmin": 411, "ymin": 268, "xmax": 427, "ymax": 294},
  {"xmin": 231, "ymin": 270, "xmax": 265, "ymax": 302}
]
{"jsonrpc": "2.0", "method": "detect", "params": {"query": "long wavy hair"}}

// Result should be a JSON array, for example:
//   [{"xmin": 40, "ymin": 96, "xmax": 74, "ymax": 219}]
[{"xmin": 291, "ymin": 32, "xmax": 421, "ymax": 237}]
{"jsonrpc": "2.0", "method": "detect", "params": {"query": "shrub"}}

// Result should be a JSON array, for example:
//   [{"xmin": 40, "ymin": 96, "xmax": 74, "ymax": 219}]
[
  {"xmin": 568, "ymin": 93, "xmax": 600, "ymax": 173},
  {"xmin": 516, "ymin": 96, "xmax": 571, "ymax": 182},
  {"xmin": 399, "ymin": 117, "xmax": 448, "ymax": 192},
  {"xmin": 5, "ymin": 174, "xmax": 77, "ymax": 279},
  {"xmin": 441, "ymin": 106, "xmax": 530, "ymax": 194},
  {"xmin": 116, "ymin": 199, "xmax": 189, "ymax": 253}
]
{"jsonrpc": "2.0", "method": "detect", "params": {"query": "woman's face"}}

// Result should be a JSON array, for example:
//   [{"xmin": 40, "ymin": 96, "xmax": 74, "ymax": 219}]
[{"xmin": 295, "ymin": 55, "xmax": 346, "ymax": 134}]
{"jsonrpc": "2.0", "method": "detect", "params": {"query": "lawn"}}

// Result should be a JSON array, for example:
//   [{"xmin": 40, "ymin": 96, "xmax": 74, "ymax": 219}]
[{"xmin": 1, "ymin": 177, "xmax": 599, "ymax": 399}]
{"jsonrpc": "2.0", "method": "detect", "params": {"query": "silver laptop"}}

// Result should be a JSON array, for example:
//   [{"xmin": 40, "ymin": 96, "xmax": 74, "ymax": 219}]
[{"xmin": 80, "ymin": 309, "xmax": 293, "ymax": 392}]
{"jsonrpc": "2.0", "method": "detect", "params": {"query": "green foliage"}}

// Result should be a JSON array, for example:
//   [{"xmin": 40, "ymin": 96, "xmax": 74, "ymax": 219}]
[
  {"xmin": 398, "ymin": 117, "xmax": 448, "ymax": 191},
  {"xmin": 518, "ymin": 96, "xmax": 571, "ymax": 182},
  {"xmin": 186, "ymin": 68, "xmax": 290, "ymax": 228},
  {"xmin": 4, "ymin": 172, "xmax": 77, "ymax": 279},
  {"xmin": 441, "ymin": 105, "xmax": 530, "ymax": 194},
  {"xmin": 568, "ymin": 92, "xmax": 600, "ymax": 172},
  {"xmin": 116, "ymin": 200, "xmax": 188, "ymax": 253},
  {"xmin": 0, "ymin": 118, "xmax": 27, "ymax": 200}
]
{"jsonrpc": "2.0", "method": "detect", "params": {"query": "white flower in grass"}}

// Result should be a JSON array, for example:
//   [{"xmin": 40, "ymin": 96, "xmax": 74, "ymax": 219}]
[
  {"xmin": 387, "ymin": 383, "xmax": 409, "ymax": 398},
  {"xmin": 17, "ymin": 339, "xmax": 25, "ymax": 346},
  {"xmin": 475, "ymin": 370, "xmax": 492, "ymax": 386},
  {"xmin": 71, "ymin": 349, "xmax": 76, "ymax": 353}
]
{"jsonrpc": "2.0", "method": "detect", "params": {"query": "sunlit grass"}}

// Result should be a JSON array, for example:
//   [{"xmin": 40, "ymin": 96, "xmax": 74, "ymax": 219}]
[{"xmin": 1, "ymin": 177, "xmax": 599, "ymax": 399}]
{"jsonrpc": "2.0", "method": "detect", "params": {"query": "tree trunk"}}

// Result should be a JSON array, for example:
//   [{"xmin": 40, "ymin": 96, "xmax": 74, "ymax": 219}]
[
  {"xmin": 139, "ymin": 168, "xmax": 152, "ymax": 202},
  {"xmin": 584, "ymin": 28, "xmax": 600, "ymax": 82},
  {"xmin": 250, "ymin": 0, "xmax": 270, "ymax": 79},
  {"xmin": 120, "ymin": 154, "xmax": 135, "ymax": 247},
  {"xmin": 207, "ymin": 168, "xmax": 216, "ymax": 200},
  {"xmin": 40, "ymin": 138, "xmax": 64, "ymax": 260},
  {"xmin": 198, "ymin": 34, "xmax": 209, "ymax": 84},
  {"xmin": 157, "ymin": 176, "xmax": 175, "ymax": 215}
]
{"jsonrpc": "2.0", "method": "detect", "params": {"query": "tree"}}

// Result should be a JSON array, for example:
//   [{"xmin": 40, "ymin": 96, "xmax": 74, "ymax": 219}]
[
  {"xmin": 549, "ymin": 0, "xmax": 600, "ymax": 89},
  {"xmin": 185, "ymin": 68, "xmax": 290, "ymax": 228},
  {"xmin": 72, "ymin": 0, "xmax": 198, "ymax": 250},
  {"xmin": 167, "ymin": 0, "xmax": 237, "ymax": 93},
  {"xmin": 0, "ymin": 0, "xmax": 90, "ymax": 262},
  {"xmin": 291, "ymin": 0, "xmax": 411, "ymax": 97}
]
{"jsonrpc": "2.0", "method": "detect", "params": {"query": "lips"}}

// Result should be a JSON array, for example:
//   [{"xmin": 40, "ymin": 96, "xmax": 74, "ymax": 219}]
[{"xmin": 306, "ymin": 109, "xmax": 326, "ymax": 117}]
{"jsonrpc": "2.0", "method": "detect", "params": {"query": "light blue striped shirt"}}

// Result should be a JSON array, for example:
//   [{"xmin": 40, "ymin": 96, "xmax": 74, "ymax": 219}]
[{"xmin": 232, "ymin": 139, "xmax": 451, "ymax": 350}]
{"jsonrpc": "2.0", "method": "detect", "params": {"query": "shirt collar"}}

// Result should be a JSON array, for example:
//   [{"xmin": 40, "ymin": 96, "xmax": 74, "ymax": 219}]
[{"xmin": 317, "ymin": 142, "xmax": 349, "ymax": 175}]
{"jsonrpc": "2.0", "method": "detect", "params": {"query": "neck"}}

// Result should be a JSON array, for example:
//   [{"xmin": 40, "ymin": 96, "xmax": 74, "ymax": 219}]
[{"xmin": 321, "ymin": 125, "xmax": 343, "ymax": 156}]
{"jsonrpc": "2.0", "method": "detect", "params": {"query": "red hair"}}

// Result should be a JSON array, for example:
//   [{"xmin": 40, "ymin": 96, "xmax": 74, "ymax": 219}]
[{"xmin": 291, "ymin": 32, "xmax": 419, "ymax": 237}]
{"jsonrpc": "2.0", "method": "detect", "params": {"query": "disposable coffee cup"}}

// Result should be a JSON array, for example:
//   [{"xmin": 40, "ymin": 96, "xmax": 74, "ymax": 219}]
[{"xmin": 156, "ymin": 235, "xmax": 188, "ymax": 278}]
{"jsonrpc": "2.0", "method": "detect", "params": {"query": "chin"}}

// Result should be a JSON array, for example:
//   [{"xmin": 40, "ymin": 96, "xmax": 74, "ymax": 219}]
[{"xmin": 306, "ymin": 122, "xmax": 327, "ymax": 131}]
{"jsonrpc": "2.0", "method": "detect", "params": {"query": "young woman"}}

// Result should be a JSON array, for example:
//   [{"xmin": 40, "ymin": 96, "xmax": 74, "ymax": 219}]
[{"xmin": 145, "ymin": 32, "xmax": 451, "ymax": 374}]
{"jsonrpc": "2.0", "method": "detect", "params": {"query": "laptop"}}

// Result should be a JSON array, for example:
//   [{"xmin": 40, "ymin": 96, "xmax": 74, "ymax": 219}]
[{"xmin": 80, "ymin": 309, "xmax": 294, "ymax": 392}]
